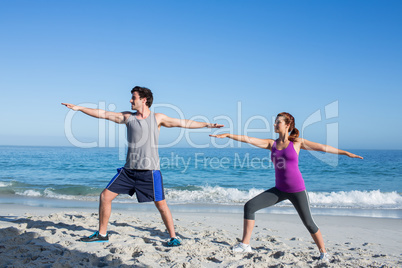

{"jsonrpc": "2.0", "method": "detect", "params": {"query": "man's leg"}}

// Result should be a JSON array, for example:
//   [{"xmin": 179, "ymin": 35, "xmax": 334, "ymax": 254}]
[
  {"xmin": 154, "ymin": 200, "xmax": 176, "ymax": 238},
  {"xmin": 99, "ymin": 188, "xmax": 119, "ymax": 235}
]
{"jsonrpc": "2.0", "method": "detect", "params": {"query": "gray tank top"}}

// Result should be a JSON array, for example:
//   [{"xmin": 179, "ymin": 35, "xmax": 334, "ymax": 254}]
[{"xmin": 124, "ymin": 112, "xmax": 160, "ymax": 170}]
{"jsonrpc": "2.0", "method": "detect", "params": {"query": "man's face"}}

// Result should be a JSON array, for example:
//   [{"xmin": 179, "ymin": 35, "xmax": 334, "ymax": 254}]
[{"xmin": 130, "ymin": 91, "xmax": 143, "ymax": 110}]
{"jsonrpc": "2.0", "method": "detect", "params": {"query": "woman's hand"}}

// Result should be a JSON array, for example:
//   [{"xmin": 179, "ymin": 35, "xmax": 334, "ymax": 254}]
[
  {"xmin": 209, "ymin": 134, "xmax": 229, "ymax": 138},
  {"xmin": 346, "ymin": 152, "xmax": 364, "ymax": 159}
]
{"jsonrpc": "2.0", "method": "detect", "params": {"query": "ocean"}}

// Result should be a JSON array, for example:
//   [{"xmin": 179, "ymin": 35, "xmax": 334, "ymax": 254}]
[{"xmin": 1, "ymin": 146, "xmax": 401, "ymax": 218}]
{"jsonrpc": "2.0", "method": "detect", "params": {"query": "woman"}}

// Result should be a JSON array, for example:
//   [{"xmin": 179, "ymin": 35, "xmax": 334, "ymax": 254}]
[{"xmin": 210, "ymin": 112, "xmax": 363, "ymax": 261}]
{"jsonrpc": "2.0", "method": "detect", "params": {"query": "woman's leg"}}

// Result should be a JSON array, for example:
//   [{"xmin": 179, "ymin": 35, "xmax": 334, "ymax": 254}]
[
  {"xmin": 288, "ymin": 190, "xmax": 326, "ymax": 253},
  {"xmin": 311, "ymin": 229, "xmax": 326, "ymax": 253},
  {"xmin": 242, "ymin": 187, "xmax": 284, "ymax": 244},
  {"xmin": 242, "ymin": 219, "xmax": 255, "ymax": 245}
]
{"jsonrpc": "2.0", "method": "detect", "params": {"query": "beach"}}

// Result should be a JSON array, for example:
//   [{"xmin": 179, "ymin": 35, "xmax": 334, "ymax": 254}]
[
  {"xmin": 1, "ymin": 202, "xmax": 401, "ymax": 268},
  {"xmin": 2, "ymin": 0, "xmax": 402, "ymax": 266},
  {"xmin": 1, "ymin": 146, "xmax": 401, "ymax": 267}
]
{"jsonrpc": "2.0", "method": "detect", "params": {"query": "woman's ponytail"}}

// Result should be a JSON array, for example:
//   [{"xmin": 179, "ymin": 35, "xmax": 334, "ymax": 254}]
[{"xmin": 289, "ymin": 127, "xmax": 299, "ymax": 142}]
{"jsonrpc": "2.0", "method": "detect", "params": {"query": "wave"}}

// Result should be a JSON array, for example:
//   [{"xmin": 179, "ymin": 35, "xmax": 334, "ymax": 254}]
[
  {"xmin": 0, "ymin": 181, "xmax": 12, "ymax": 187},
  {"xmin": 164, "ymin": 186, "xmax": 402, "ymax": 209},
  {"xmin": 166, "ymin": 186, "xmax": 263, "ymax": 204},
  {"xmin": 5, "ymin": 183, "xmax": 402, "ymax": 210},
  {"xmin": 16, "ymin": 190, "xmax": 42, "ymax": 197},
  {"xmin": 14, "ymin": 188, "xmax": 101, "ymax": 202},
  {"xmin": 12, "ymin": 185, "xmax": 101, "ymax": 202},
  {"xmin": 308, "ymin": 190, "xmax": 402, "ymax": 209}
]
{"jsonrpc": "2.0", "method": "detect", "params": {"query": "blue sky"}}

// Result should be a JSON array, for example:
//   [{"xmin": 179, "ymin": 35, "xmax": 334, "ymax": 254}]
[{"xmin": 0, "ymin": 0, "xmax": 401, "ymax": 149}]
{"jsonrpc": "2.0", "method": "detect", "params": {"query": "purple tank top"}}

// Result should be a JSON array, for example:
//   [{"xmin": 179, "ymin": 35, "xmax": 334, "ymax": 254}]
[{"xmin": 271, "ymin": 141, "xmax": 306, "ymax": 193}]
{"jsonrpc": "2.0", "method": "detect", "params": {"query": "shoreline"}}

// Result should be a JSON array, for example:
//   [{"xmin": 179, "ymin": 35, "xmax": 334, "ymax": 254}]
[
  {"xmin": 1, "ymin": 194, "xmax": 402, "ymax": 219},
  {"xmin": 1, "ymin": 202, "xmax": 401, "ymax": 267}
]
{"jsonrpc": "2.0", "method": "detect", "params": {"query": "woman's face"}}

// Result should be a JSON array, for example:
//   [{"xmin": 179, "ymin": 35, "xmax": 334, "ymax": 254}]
[{"xmin": 274, "ymin": 116, "xmax": 289, "ymax": 133}]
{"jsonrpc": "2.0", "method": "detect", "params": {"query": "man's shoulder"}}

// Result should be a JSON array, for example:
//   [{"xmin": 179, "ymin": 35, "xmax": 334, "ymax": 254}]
[
  {"xmin": 122, "ymin": 112, "xmax": 134, "ymax": 122},
  {"xmin": 153, "ymin": 113, "xmax": 169, "ymax": 126},
  {"xmin": 154, "ymin": 112, "xmax": 167, "ymax": 119}
]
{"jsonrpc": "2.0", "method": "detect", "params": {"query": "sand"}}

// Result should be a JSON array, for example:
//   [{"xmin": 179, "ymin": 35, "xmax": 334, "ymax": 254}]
[{"xmin": 0, "ymin": 203, "xmax": 401, "ymax": 267}]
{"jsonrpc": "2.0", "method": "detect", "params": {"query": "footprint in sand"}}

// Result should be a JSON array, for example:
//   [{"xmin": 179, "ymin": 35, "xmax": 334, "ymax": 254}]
[{"xmin": 155, "ymin": 246, "xmax": 171, "ymax": 252}]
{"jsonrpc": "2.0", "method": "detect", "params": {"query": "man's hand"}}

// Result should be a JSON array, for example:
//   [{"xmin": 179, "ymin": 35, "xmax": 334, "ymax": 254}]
[
  {"xmin": 207, "ymin": 123, "xmax": 224, "ymax": 128},
  {"xmin": 61, "ymin": 103, "xmax": 128, "ymax": 124},
  {"xmin": 61, "ymin": 103, "xmax": 81, "ymax": 111},
  {"xmin": 156, "ymin": 113, "xmax": 224, "ymax": 129}
]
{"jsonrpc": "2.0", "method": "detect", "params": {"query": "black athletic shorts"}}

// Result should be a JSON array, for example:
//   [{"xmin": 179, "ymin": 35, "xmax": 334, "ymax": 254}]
[{"xmin": 106, "ymin": 167, "xmax": 165, "ymax": 202}]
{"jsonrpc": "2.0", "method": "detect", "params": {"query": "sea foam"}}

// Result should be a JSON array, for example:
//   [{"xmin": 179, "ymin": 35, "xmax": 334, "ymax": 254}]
[
  {"xmin": 0, "ymin": 182, "xmax": 11, "ymax": 187},
  {"xmin": 309, "ymin": 190, "xmax": 402, "ymax": 209},
  {"xmin": 10, "ymin": 185, "xmax": 402, "ymax": 210},
  {"xmin": 165, "ymin": 186, "xmax": 402, "ymax": 209},
  {"xmin": 16, "ymin": 190, "xmax": 42, "ymax": 197}
]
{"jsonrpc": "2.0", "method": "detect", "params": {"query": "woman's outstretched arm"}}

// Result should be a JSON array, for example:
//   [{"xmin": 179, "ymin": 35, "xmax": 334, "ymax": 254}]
[
  {"xmin": 299, "ymin": 138, "xmax": 363, "ymax": 159},
  {"xmin": 210, "ymin": 133, "xmax": 274, "ymax": 149}
]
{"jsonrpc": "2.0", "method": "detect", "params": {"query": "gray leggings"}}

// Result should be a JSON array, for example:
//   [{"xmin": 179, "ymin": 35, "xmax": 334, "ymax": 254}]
[{"xmin": 244, "ymin": 187, "xmax": 319, "ymax": 234}]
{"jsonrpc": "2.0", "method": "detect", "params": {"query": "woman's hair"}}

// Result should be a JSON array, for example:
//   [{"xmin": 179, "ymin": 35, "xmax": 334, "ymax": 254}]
[
  {"xmin": 131, "ymin": 86, "xmax": 154, "ymax": 107},
  {"xmin": 277, "ymin": 112, "xmax": 299, "ymax": 142}
]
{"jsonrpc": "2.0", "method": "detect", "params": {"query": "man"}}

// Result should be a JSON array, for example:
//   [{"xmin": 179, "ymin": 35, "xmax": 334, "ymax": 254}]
[{"xmin": 62, "ymin": 86, "xmax": 222, "ymax": 246}]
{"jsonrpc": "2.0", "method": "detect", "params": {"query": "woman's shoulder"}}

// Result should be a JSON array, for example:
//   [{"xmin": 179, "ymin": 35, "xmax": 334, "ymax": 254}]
[
  {"xmin": 293, "ymin": 137, "xmax": 303, "ymax": 142},
  {"xmin": 292, "ymin": 137, "xmax": 304, "ymax": 145}
]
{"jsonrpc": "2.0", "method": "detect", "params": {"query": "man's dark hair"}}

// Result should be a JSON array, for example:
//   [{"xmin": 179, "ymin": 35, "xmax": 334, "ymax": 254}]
[{"xmin": 131, "ymin": 86, "xmax": 153, "ymax": 107}]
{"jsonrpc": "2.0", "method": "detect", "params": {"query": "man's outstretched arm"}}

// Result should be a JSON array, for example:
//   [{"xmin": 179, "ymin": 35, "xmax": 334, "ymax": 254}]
[
  {"xmin": 62, "ymin": 103, "xmax": 130, "ymax": 124},
  {"xmin": 156, "ymin": 113, "xmax": 223, "ymax": 129}
]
